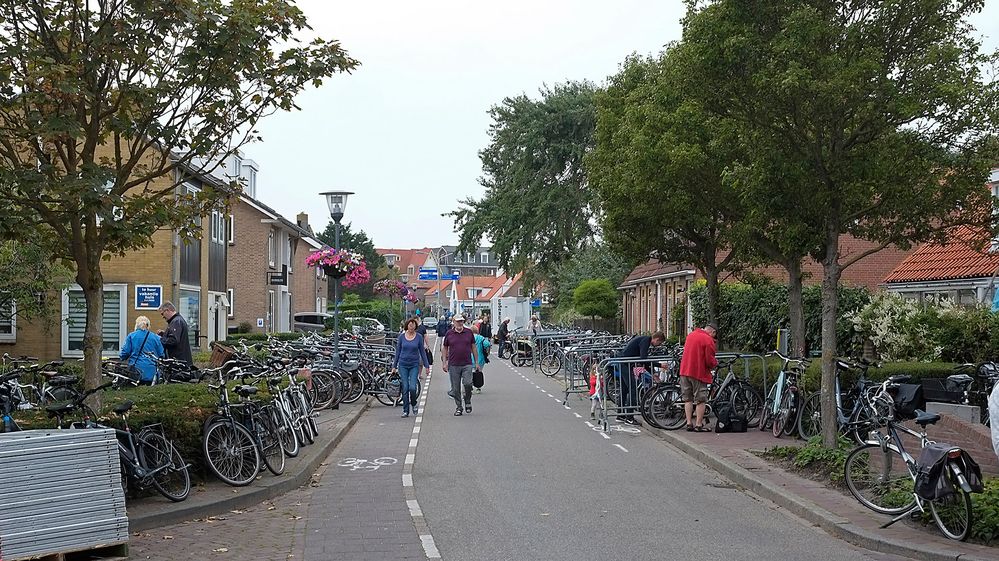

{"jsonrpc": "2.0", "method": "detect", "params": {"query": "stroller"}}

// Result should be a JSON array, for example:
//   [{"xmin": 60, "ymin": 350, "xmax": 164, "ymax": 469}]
[{"xmin": 509, "ymin": 334, "xmax": 535, "ymax": 367}]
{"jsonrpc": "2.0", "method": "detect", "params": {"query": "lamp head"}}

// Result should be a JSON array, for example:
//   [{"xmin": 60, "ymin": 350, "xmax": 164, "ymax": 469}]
[{"xmin": 320, "ymin": 190, "xmax": 353, "ymax": 223}]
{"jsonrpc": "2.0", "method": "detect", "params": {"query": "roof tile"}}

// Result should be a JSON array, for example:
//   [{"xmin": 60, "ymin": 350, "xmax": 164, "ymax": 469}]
[{"xmin": 884, "ymin": 226, "xmax": 999, "ymax": 283}]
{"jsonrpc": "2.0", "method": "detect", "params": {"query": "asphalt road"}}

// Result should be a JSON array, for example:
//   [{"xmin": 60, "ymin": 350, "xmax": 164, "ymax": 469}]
[{"xmin": 414, "ymin": 336, "xmax": 904, "ymax": 561}]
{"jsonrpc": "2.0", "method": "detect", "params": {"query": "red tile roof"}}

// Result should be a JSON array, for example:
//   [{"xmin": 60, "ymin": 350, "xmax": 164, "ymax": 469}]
[
  {"xmin": 884, "ymin": 226, "xmax": 999, "ymax": 283},
  {"xmin": 620, "ymin": 260, "xmax": 695, "ymax": 286}
]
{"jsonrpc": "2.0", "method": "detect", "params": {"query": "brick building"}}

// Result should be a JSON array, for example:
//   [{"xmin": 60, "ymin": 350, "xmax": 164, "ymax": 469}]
[
  {"xmin": 1, "ymin": 163, "xmax": 229, "ymax": 359},
  {"xmin": 618, "ymin": 237, "xmax": 916, "ymax": 337}
]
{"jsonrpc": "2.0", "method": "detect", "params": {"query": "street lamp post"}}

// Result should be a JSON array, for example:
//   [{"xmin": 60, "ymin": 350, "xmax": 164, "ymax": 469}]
[{"xmin": 320, "ymin": 190, "xmax": 353, "ymax": 365}]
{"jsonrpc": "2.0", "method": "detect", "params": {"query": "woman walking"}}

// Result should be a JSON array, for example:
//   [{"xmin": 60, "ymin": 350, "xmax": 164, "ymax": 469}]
[{"xmin": 394, "ymin": 317, "xmax": 429, "ymax": 418}]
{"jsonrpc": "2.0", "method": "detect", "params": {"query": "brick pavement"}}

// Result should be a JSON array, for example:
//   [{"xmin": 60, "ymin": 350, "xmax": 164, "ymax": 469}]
[{"xmin": 127, "ymin": 402, "xmax": 424, "ymax": 561}]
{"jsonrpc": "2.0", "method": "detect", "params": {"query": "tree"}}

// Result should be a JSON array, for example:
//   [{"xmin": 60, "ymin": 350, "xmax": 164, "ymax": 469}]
[
  {"xmin": 550, "ymin": 243, "xmax": 634, "ymax": 322},
  {"xmin": 0, "ymin": 240, "xmax": 73, "ymax": 327},
  {"xmin": 588, "ymin": 52, "xmax": 743, "ymax": 327},
  {"xmin": 450, "ymin": 81, "xmax": 598, "ymax": 285},
  {"xmin": 683, "ymin": 0, "xmax": 999, "ymax": 446},
  {"xmin": 572, "ymin": 279, "xmax": 618, "ymax": 327},
  {"xmin": 316, "ymin": 221, "xmax": 384, "ymax": 300},
  {"xmin": 0, "ymin": 0, "xmax": 359, "ymax": 390}
]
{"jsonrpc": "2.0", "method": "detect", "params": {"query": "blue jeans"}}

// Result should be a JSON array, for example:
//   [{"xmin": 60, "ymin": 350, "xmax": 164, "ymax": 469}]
[{"xmin": 399, "ymin": 364, "xmax": 420, "ymax": 413}]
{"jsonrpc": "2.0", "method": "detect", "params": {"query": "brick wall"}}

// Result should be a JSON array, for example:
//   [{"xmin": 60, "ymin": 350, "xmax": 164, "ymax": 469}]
[
  {"xmin": 291, "ymin": 240, "xmax": 328, "ymax": 315},
  {"xmin": 228, "ymin": 200, "xmax": 272, "ymax": 333}
]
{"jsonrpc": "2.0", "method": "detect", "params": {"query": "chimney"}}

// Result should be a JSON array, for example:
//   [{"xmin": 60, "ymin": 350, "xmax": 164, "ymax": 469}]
[{"xmin": 296, "ymin": 212, "xmax": 310, "ymax": 233}]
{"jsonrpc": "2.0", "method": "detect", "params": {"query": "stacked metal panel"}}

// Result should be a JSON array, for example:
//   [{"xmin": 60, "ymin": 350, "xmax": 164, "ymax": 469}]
[{"xmin": 0, "ymin": 429, "xmax": 128, "ymax": 560}]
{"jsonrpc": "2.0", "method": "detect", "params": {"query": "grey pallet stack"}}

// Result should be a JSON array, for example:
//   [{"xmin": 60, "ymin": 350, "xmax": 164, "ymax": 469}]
[{"xmin": 0, "ymin": 429, "xmax": 128, "ymax": 560}]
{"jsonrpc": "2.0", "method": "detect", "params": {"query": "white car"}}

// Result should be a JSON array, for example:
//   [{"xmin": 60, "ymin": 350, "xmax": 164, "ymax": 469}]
[
  {"xmin": 344, "ymin": 317, "xmax": 385, "ymax": 333},
  {"xmin": 422, "ymin": 317, "xmax": 438, "ymax": 329}
]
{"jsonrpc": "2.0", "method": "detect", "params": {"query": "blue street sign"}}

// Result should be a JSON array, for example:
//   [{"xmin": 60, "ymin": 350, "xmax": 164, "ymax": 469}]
[
  {"xmin": 418, "ymin": 273, "xmax": 438, "ymax": 280},
  {"xmin": 442, "ymin": 274, "xmax": 461, "ymax": 280},
  {"xmin": 530, "ymin": 298, "xmax": 541, "ymax": 307},
  {"xmin": 419, "ymin": 267, "xmax": 437, "ymax": 273}
]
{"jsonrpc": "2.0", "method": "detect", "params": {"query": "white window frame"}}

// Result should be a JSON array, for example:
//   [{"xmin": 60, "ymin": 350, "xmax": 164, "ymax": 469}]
[
  {"xmin": 287, "ymin": 236, "xmax": 293, "ymax": 273},
  {"xmin": 480, "ymin": 252, "xmax": 488, "ymax": 264},
  {"xmin": 267, "ymin": 230, "xmax": 276, "ymax": 267},
  {"xmin": 0, "ymin": 297, "xmax": 15, "ymax": 342},
  {"xmin": 407, "ymin": 265, "xmax": 415, "ymax": 275},
  {"xmin": 227, "ymin": 288, "xmax": 235, "ymax": 318},
  {"xmin": 61, "ymin": 284, "xmax": 128, "ymax": 358},
  {"xmin": 227, "ymin": 214, "xmax": 235, "ymax": 245}
]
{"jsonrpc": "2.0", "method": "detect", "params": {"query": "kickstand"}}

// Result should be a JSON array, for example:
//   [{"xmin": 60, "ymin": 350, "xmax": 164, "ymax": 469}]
[{"xmin": 880, "ymin": 506, "xmax": 917, "ymax": 529}]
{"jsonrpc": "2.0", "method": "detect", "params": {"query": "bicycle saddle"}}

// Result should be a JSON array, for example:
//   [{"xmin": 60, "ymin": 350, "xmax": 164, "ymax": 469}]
[
  {"xmin": 113, "ymin": 400, "xmax": 135, "ymax": 414},
  {"xmin": 946, "ymin": 373, "xmax": 973, "ymax": 386},
  {"xmin": 887, "ymin": 374, "xmax": 912, "ymax": 384},
  {"xmin": 47, "ymin": 375, "xmax": 79, "ymax": 386},
  {"xmin": 235, "ymin": 385, "xmax": 258, "ymax": 397},
  {"xmin": 913, "ymin": 409, "xmax": 941, "ymax": 426}
]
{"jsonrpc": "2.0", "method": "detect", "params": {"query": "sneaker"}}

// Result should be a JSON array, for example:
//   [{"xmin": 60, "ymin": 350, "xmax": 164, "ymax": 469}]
[
  {"xmin": 412, "ymin": 407, "xmax": 419, "ymax": 416},
  {"xmin": 474, "ymin": 388, "xmax": 482, "ymax": 394},
  {"xmin": 454, "ymin": 408, "xmax": 463, "ymax": 416},
  {"xmin": 447, "ymin": 390, "xmax": 456, "ymax": 399},
  {"xmin": 614, "ymin": 416, "xmax": 626, "ymax": 423},
  {"xmin": 465, "ymin": 405, "xmax": 472, "ymax": 414},
  {"xmin": 626, "ymin": 417, "xmax": 643, "ymax": 427},
  {"xmin": 401, "ymin": 412, "xmax": 409, "ymax": 418}
]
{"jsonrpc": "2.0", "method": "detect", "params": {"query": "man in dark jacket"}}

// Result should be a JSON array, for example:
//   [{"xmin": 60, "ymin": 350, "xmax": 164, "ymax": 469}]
[
  {"xmin": 615, "ymin": 331, "xmax": 666, "ymax": 426},
  {"xmin": 496, "ymin": 317, "xmax": 510, "ymax": 358},
  {"xmin": 157, "ymin": 301, "xmax": 193, "ymax": 366},
  {"xmin": 479, "ymin": 315, "xmax": 493, "ymax": 340}
]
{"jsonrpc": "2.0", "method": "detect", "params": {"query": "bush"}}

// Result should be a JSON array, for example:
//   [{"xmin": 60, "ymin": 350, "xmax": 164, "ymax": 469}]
[
  {"xmin": 760, "ymin": 435, "xmax": 854, "ymax": 483},
  {"xmin": 226, "ymin": 332, "xmax": 302, "ymax": 342},
  {"xmin": 733, "ymin": 356, "xmax": 958, "ymax": 395},
  {"xmin": 972, "ymin": 478, "xmax": 999, "ymax": 545},
  {"xmin": 689, "ymin": 279, "xmax": 870, "ymax": 355}
]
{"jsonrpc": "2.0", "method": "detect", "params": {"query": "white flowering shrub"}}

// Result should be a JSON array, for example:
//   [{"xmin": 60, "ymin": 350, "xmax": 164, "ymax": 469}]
[{"xmin": 848, "ymin": 293, "xmax": 942, "ymax": 362}]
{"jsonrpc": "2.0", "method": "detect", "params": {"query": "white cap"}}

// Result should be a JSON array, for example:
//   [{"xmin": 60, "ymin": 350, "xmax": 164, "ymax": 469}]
[{"xmin": 453, "ymin": 314, "xmax": 466, "ymax": 322}]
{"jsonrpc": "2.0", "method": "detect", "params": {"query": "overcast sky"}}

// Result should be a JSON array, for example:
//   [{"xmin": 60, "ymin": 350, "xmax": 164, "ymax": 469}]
[{"xmin": 242, "ymin": 0, "xmax": 999, "ymax": 249}]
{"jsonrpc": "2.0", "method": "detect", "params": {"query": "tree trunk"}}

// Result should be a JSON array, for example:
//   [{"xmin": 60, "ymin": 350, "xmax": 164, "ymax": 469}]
[
  {"xmin": 820, "ymin": 229, "xmax": 841, "ymax": 449},
  {"xmin": 704, "ymin": 265, "xmax": 720, "ymax": 331},
  {"xmin": 75, "ymin": 253, "xmax": 105, "ymax": 412},
  {"xmin": 786, "ymin": 258, "xmax": 806, "ymax": 357}
]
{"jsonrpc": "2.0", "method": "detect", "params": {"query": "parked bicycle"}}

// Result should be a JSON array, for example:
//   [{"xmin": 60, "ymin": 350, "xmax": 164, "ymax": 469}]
[{"xmin": 796, "ymin": 357, "xmax": 886, "ymax": 443}]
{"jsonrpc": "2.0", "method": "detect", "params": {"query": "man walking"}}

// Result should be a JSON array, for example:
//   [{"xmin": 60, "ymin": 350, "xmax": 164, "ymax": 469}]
[
  {"xmin": 441, "ymin": 314, "xmax": 478, "ymax": 416},
  {"xmin": 615, "ymin": 331, "xmax": 665, "ymax": 426},
  {"xmin": 679, "ymin": 324, "xmax": 718, "ymax": 432},
  {"xmin": 157, "ymin": 301, "xmax": 193, "ymax": 367},
  {"xmin": 479, "ymin": 314, "xmax": 492, "ymax": 340},
  {"xmin": 496, "ymin": 317, "xmax": 510, "ymax": 358}
]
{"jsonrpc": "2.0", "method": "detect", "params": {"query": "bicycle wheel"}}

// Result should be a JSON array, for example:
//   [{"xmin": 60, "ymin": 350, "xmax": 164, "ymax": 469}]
[
  {"xmin": 256, "ymin": 409, "xmax": 286, "ymax": 476},
  {"xmin": 272, "ymin": 404, "xmax": 299, "ymax": 458},
  {"xmin": 797, "ymin": 392, "xmax": 822, "ymax": 440},
  {"xmin": 649, "ymin": 385, "xmax": 687, "ymax": 430},
  {"xmin": 759, "ymin": 383, "xmax": 777, "ymax": 432},
  {"xmin": 929, "ymin": 465, "xmax": 973, "ymax": 541},
  {"xmin": 773, "ymin": 387, "xmax": 798, "ymax": 437},
  {"xmin": 309, "ymin": 371, "xmax": 339, "ymax": 410},
  {"xmin": 511, "ymin": 353, "xmax": 526, "ymax": 367},
  {"xmin": 138, "ymin": 433, "xmax": 190, "ymax": 502},
  {"xmin": 540, "ymin": 354, "xmax": 561, "ymax": 377},
  {"xmin": 729, "ymin": 381, "xmax": 763, "ymax": 428},
  {"xmin": 376, "ymin": 373, "xmax": 401, "ymax": 406},
  {"xmin": 844, "ymin": 443, "xmax": 916, "ymax": 515},
  {"xmin": 202, "ymin": 420, "xmax": 260, "ymax": 487},
  {"xmin": 340, "ymin": 373, "xmax": 364, "ymax": 404},
  {"xmin": 291, "ymin": 393, "xmax": 315, "ymax": 445}
]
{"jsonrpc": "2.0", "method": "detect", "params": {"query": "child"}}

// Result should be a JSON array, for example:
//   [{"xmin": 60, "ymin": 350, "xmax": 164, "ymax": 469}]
[{"xmin": 589, "ymin": 364, "xmax": 604, "ymax": 418}]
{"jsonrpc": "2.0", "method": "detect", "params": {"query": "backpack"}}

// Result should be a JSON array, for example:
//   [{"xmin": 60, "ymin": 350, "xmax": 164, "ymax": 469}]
[{"xmin": 715, "ymin": 403, "xmax": 747, "ymax": 433}]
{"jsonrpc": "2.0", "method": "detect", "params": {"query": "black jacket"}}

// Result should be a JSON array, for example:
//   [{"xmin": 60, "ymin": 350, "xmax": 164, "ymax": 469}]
[
  {"xmin": 161, "ymin": 313, "xmax": 193, "ymax": 366},
  {"xmin": 497, "ymin": 322, "xmax": 509, "ymax": 341},
  {"xmin": 480, "ymin": 321, "xmax": 493, "ymax": 339}
]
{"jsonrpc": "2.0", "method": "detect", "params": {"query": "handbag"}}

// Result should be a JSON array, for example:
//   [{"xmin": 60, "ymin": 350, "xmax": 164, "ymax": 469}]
[{"xmin": 125, "ymin": 330, "xmax": 151, "ymax": 382}]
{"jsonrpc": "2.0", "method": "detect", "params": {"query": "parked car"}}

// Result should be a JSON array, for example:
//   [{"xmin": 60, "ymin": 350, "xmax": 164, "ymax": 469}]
[
  {"xmin": 293, "ymin": 312, "xmax": 334, "ymax": 332},
  {"xmin": 344, "ymin": 316, "xmax": 385, "ymax": 334},
  {"xmin": 422, "ymin": 317, "xmax": 438, "ymax": 329}
]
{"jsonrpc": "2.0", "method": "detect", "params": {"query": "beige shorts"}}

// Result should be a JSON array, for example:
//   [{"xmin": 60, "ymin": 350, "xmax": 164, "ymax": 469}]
[{"xmin": 679, "ymin": 376, "xmax": 709, "ymax": 403}]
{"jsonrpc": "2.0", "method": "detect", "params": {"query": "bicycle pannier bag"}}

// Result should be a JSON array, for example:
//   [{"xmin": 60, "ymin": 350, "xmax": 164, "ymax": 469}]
[
  {"xmin": 728, "ymin": 413, "xmax": 748, "ymax": 433},
  {"xmin": 715, "ymin": 404, "xmax": 733, "ymax": 433},
  {"xmin": 892, "ymin": 383, "xmax": 925, "ymax": 420},
  {"xmin": 914, "ymin": 443, "xmax": 955, "ymax": 500}
]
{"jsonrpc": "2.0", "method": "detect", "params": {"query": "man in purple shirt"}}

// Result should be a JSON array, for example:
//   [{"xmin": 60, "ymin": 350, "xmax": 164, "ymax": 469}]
[{"xmin": 442, "ymin": 314, "xmax": 479, "ymax": 416}]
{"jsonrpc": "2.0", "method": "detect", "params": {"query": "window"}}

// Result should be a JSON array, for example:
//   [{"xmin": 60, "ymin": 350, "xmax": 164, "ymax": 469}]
[
  {"xmin": 61, "ymin": 284, "xmax": 127, "ymax": 357},
  {"xmin": 179, "ymin": 288, "xmax": 201, "ymax": 349},
  {"xmin": 0, "ymin": 296, "xmax": 15, "ymax": 342},
  {"xmin": 210, "ymin": 210, "xmax": 225, "ymax": 243},
  {"xmin": 227, "ymin": 288, "xmax": 234, "ymax": 318},
  {"xmin": 516, "ymin": 287, "xmax": 523, "ymax": 297},
  {"xmin": 287, "ymin": 237, "xmax": 293, "ymax": 272},
  {"xmin": 407, "ymin": 265, "xmax": 415, "ymax": 275},
  {"xmin": 227, "ymin": 214, "xmax": 234, "ymax": 245},
  {"xmin": 480, "ymin": 252, "xmax": 488, "ymax": 264},
  {"xmin": 267, "ymin": 230, "xmax": 276, "ymax": 267}
]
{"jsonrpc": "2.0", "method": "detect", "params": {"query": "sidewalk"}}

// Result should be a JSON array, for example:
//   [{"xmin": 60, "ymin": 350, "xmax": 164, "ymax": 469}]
[
  {"xmin": 643, "ymin": 422, "xmax": 996, "ymax": 561},
  {"xmin": 127, "ymin": 400, "xmax": 369, "ymax": 532}
]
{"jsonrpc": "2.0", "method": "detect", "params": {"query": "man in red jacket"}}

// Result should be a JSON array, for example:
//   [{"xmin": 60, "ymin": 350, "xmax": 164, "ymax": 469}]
[{"xmin": 679, "ymin": 323, "xmax": 718, "ymax": 432}]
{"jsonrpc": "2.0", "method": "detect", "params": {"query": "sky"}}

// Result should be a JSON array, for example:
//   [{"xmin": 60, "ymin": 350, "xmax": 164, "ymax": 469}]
[{"xmin": 242, "ymin": 0, "xmax": 999, "ymax": 250}]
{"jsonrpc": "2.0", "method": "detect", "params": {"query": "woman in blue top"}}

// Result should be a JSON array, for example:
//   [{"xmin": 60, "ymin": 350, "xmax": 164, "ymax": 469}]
[
  {"xmin": 120, "ymin": 316, "xmax": 166, "ymax": 383},
  {"xmin": 393, "ymin": 317, "xmax": 429, "ymax": 418},
  {"xmin": 471, "ymin": 324, "xmax": 491, "ymax": 394}
]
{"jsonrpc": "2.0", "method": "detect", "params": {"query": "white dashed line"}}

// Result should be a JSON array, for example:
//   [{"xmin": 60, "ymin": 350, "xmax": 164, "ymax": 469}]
[
  {"xmin": 585, "ymin": 421, "xmax": 595, "ymax": 428},
  {"xmin": 403, "ymin": 474, "xmax": 413, "ymax": 487},
  {"xmin": 413, "ymin": 426, "xmax": 421, "ymax": 434},
  {"xmin": 614, "ymin": 444, "xmax": 629, "ymax": 453},
  {"xmin": 421, "ymin": 535, "xmax": 442, "ymax": 558},
  {"xmin": 573, "ymin": 413, "xmax": 582, "ymax": 418},
  {"xmin": 405, "ymin": 453, "xmax": 415, "ymax": 464},
  {"xmin": 407, "ymin": 499, "xmax": 423, "ymax": 517},
  {"xmin": 409, "ymin": 438, "xmax": 419, "ymax": 448},
  {"xmin": 563, "ymin": 405, "xmax": 571, "ymax": 410}
]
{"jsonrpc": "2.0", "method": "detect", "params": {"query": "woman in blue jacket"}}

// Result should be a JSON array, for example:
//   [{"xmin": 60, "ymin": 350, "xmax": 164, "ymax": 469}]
[{"xmin": 120, "ymin": 316, "xmax": 166, "ymax": 383}]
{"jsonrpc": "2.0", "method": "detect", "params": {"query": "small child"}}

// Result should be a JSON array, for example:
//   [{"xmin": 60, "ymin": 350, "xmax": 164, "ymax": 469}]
[{"xmin": 588, "ymin": 364, "xmax": 604, "ymax": 418}]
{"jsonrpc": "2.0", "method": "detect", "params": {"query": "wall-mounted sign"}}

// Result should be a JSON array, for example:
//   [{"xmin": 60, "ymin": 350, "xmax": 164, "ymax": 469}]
[
  {"xmin": 135, "ymin": 285, "xmax": 163, "ymax": 310},
  {"xmin": 256, "ymin": 318, "xmax": 265, "ymax": 328},
  {"xmin": 268, "ymin": 264, "xmax": 288, "ymax": 286}
]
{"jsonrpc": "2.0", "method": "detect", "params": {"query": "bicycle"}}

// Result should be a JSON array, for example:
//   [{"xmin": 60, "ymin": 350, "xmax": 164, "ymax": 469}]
[
  {"xmin": 761, "ymin": 351, "xmax": 810, "ymax": 437},
  {"xmin": 646, "ymin": 355, "xmax": 763, "ymax": 431},
  {"xmin": 796, "ymin": 357, "xmax": 886, "ymax": 443},
  {"xmin": 844, "ymin": 375, "xmax": 978, "ymax": 541}
]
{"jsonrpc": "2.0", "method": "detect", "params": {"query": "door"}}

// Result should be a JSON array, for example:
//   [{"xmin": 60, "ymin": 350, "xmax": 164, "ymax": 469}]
[{"xmin": 207, "ymin": 291, "xmax": 225, "ymax": 344}]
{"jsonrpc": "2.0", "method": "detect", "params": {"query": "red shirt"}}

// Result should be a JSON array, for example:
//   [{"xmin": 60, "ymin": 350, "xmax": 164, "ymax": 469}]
[{"xmin": 679, "ymin": 328, "xmax": 718, "ymax": 384}]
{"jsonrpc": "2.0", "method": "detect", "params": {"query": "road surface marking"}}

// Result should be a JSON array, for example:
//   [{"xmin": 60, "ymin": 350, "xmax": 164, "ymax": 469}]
[
  {"xmin": 573, "ymin": 413, "xmax": 583, "ymax": 418},
  {"xmin": 407, "ymin": 500, "xmax": 423, "ymax": 517},
  {"xmin": 409, "ymin": 438, "xmax": 419, "ymax": 448},
  {"xmin": 600, "ymin": 432, "xmax": 611, "ymax": 440},
  {"xmin": 614, "ymin": 444, "xmax": 629, "ymax": 453},
  {"xmin": 413, "ymin": 426, "xmax": 421, "ymax": 434},
  {"xmin": 403, "ymin": 474, "xmax": 413, "ymax": 487},
  {"xmin": 405, "ymin": 453, "xmax": 415, "ymax": 465},
  {"xmin": 421, "ymin": 535, "xmax": 441, "ymax": 559}
]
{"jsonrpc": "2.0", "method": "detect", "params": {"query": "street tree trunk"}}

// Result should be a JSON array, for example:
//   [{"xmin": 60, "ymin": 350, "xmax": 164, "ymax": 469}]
[
  {"xmin": 703, "ymin": 264, "xmax": 720, "ymax": 332},
  {"xmin": 820, "ymin": 227, "xmax": 841, "ymax": 448},
  {"xmin": 74, "ymin": 243, "xmax": 106, "ymax": 412},
  {"xmin": 786, "ymin": 258, "xmax": 806, "ymax": 357}
]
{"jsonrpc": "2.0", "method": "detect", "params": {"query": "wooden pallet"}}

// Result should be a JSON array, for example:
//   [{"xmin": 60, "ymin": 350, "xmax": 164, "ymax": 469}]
[{"xmin": 24, "ymin": 542, "xmax": 128, "ymax": 561}]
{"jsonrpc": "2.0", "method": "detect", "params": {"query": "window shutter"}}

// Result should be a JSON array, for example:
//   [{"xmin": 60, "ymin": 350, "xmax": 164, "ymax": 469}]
[{"xmin": 67, "ymin": 289, "xmax": 121, "ymax": 352}]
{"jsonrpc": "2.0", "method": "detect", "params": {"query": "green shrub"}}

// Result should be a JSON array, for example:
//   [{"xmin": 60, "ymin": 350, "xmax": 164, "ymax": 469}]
[
  {"xmin": 733, "ymin": 357, "xmax": 958, "ymax": 395},
  {"xmin": 972, "ymin": 478, "xmax": 999, "ymax": 545},
  {"xmin": 760, "ymin": 436, "xmax": 853, "ymax": 483},
  {"xmin": 226, "ymin": 331, "xmax": 302, "ymax": 342}
]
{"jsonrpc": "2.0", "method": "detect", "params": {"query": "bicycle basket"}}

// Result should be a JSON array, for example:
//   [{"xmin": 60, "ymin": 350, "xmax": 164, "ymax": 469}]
[
  {"xmin": 921, "ymin": 378, "xmax": 964, "ymax": 404},
  {"xmin": 891, "ymin": 383, "xmax": 925, "ymax": 420},
  {"xmin": 209, "ymin": 343, "xmax": 235, "ymax": 368}
]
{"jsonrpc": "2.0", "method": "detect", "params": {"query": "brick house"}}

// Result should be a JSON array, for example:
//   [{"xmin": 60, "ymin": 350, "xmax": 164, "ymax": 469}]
[
  {"xmin": 1, "ymin": 163, "xmax": 229, "ymax": 359},
  {"xmin": 226, "ymin": 194, "xmax": 328, "ymax": 334},
  {"xmin": 618, "ymin": 237, "xmax": 916, "ymax": 337}
]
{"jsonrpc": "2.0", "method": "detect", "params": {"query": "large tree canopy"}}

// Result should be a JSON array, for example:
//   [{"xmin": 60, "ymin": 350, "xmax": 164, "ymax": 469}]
[
  {"xmin": 681, "ymin": 0, "xmax": 999, "ymax": 446},
  {"xmin": 572, "ymin": 279, "xmax": 619, "ymax": 324},
  {"xmin": 0, "ymin": 0, "xmax": 359, "ymax": 389},
  {"xmin": 450, "ymin": 81, "xmax": 598, "ymax": 284}
]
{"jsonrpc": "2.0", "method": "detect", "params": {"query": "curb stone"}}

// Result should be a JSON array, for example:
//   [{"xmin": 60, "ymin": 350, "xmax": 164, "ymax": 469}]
[
  {"xmin": 129, "ymin": 400, "xmax": 370, "ymax": 532},
  {"xmin": 643, "ymin": 423, "xmax": 993, "ymax": 561}
]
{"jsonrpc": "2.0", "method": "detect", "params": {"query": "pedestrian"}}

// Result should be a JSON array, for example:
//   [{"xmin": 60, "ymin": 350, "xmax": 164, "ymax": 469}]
[
  {"xmin": 157, "ymin": 301, "xmax": 193, "ymax": 367},
  {"xmin": 530, "ymin": 315, "xmax": 541, "ymax": 337},
  {"xmin": 615, "ymin": 331, "xmax": 666, "ymax": 426},
  {"xmin": 436, "ymin": 314, "xmax": 449, "ymax": 337},
  {"xmin": 119, "ymin": 315, "xmax": 165, "ymax": 384},
  {"xmin": 470, "ymin": 324, "xmax": 491, "ymax": 394},
  {"xmin": 479, "ymin": 314, "xmax": 492, "ymax": 340},
  {"xmin": 441, "ymin": 314, "xmax": 478, "ymax": 416},
  {"xmin": 394, "ymin": 318, "xmax": 429, "ymax": 418},
  {"xmin": 678, "ymin": 323, "xmax": 718, "ymax": 432},
  {"xmin": 415, "ymin": 316, "xmax": 433, "ymax": 370},
  {"xmin": 496, "ymin": 317, "xmax": 510, "ymax": 358}
]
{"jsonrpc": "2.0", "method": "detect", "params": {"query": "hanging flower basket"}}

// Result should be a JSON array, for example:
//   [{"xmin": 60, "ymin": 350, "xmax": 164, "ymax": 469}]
[
  {"xmin": 374, "ymin": 279, "xmax": 409, "ymax": 296},
  {"xmin": 305, "ymin": 248, "xmax": 370, "ymax": 287}
]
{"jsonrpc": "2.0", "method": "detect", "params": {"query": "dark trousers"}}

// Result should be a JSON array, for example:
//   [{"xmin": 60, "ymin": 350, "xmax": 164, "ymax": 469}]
[
  {"xmin": 448, "ymin": 364, "xmax": 473, "ymax": 407},
  {"xmin": 618, "ymin": 365, "xmax": 637, "ymax": 417}
]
